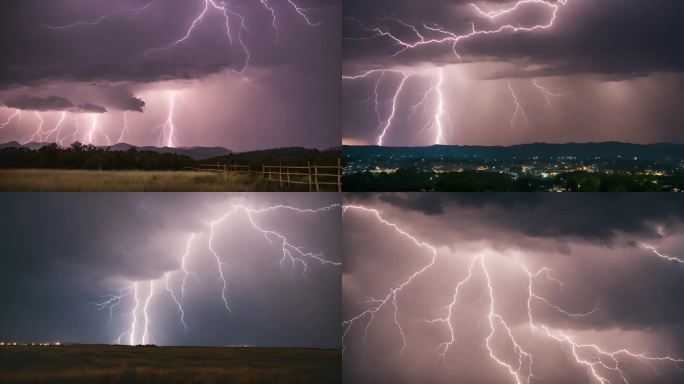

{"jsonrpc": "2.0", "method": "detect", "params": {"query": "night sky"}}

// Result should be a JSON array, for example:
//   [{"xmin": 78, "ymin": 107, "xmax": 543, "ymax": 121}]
[
  {"xmin": 0, "ymin": 0, "xmax": 340, "ymax": 151},
  {"xmin": 0, "ymin": 193, "xmax": 341, "ymax": 348},
  {"xmin": 343, "ymin": 193, "xmax": 684, "ymax": 383},
  {"xmin": 342, "ymin": 0, "xmax": 684, "ymax": 146}
]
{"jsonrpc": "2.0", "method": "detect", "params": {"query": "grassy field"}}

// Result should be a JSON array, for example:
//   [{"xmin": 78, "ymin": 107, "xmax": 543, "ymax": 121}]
[
  {"xmin": 0, "ymin": 170, "xmax": 315, "ymax": 192},
  {"xmin": 0, "ymin": 345, "xmax": 340, "ymax": 384}
]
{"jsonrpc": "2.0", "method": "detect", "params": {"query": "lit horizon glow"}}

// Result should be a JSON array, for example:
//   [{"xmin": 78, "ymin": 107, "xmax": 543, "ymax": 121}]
[
  {"xmin": 0, "ymin": 0, "xmax": 340, "ymax": 151},
  {"xmin": 342, "ymin": 194, "xmax": 684, "ymax": 383},
  {"xmin": 0, "ymin": 193, "xmax": 341, "ymax": 348},
  {"xmin": 343, "ymin": 0, "xmax": 684, "ymax": 146}
]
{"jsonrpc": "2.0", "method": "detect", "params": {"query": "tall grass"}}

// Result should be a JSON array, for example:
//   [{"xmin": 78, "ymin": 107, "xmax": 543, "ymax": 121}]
[
  {"xmin": 0, "ymin": 170, "xmax": 313, "ymax": 192},
  {"xmin": 0, "ymin": 345, "xmax": 340, "ymax": 384}
]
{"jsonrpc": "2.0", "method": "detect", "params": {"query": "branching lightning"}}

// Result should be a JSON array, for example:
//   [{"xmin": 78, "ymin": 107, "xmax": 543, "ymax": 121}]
[
  {"xmin": 641, "ymin": 244, "xmax": 684, "ymax": 264},
  {"xmin": 508, "ymin": 81, "xmax": 529, "ymax": 129},
  {"xmin": 533, "ymin": 79, "xmax": 566, "ymax": 105},
  {"xmin": 19, "ymin": 0, "xmax": 325, "ymax": 148},
  {"xmin": 44, "ymin": 1, "xmax": 155, "ymax": 30},
  {"xmin": 117, "ymin": 111, "xmax": 130, "ymax": 144},
  {"xmin": 0, "ymin": 109, "xmax": 20, "ymax": 130},
  {"xmin": 94, "ymin": 203, "xmax": 340, "ymax": 346},
  {"xmin": 344, "ymin": 0, "xmax": 573, "ymax": 145},
  {"xmin": 343, "ymin": 205, "xmax": 684, "ymax": 383},
  {"xmin": 153, "ymin": 92, "xmax": 178, "ymax": 148},
  {"xmin": 143, "ymin": 0, "xmax": 322, "ymax": 73}
]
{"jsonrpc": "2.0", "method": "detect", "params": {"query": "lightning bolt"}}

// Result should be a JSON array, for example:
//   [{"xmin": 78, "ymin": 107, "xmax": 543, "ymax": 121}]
[
  {"xmin": 344, "ymin": 0, "xmax": 573, "ymax": 145},
  {"xmin": 42, "ymin": 112, "xmax": 68, "ymax": 143},
  {"xmin": 94, "ymin": 203, "xmax": 339, "ymax": 346},
  {"xmin": 343, "ymin": 204, "xmax": 684, "ymax": 383},
  {"xmin": 287, "ymin": 0, "xmax": 322, "ymax": 26},
  {"xmin": 44, "ymin": 1, "xmax": 155, "ymax": 30},
  {"xmin": 154, "ymin": 92, "xmax": 177, "ymax": 148},
  {"xmin": 508, "ymin": 81, "xmax": 529, "ymax": 129},
  {"xmin": 641, "ymin": 244, "xmax": 684, "ymax": 264},
  {"xmin": 141, "ymin": 281, "xmax": 155, "ymax": 345},
  {"xmin": 129, "ymin": 282, "xmax": 140, "ymax": 346},
  {"xmin": 144, "ymin": 0, "xmax": 321, "ymax": 73},
  {"xmin": 117, "ymin": 111, "xmax": 130, "ymax": 144},
  {"xmin": 92, "ymin": 287, "xmax": 133, "ymax": 324},
  {"xmin": 95, "ymin": 114, "xmax": 111, "ymax": 146},
  {"xmin": 0, "ymin": 109, "xmax": 20, "ymax": 130},
  {"xmin": 25, "ymin": 112, "xmax": 45, "ymax": 144},
  {"xmin": 532, "ymin": 78, "xmax": 566, "ymax": 105}
]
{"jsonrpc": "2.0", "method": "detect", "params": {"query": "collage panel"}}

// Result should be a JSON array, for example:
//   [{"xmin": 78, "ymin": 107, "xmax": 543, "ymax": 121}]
[
  {"xmin": 342, "ymin": 0, "xmax": 684, "ymax": 192},
  {"xmin": 342, "ymin": 193, "xmax": 684, "ymax": 384},
  {"xmin": 0, "ymin": 193, "xmax": 341, "ymax": 383},
  {"xmin": 1, "ymin": 0, "xmax": 683, "ymax": 383},
  {"xmin": 0, "ymin": 0, "xmax": 341, "ymax": 192}
]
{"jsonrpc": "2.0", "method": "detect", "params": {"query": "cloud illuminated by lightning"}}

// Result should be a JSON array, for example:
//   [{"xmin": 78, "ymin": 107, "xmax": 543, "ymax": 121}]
[
  {"xmin": 143, "ymin": 0, "xmax": 322, "ymax": 73},
  {"xmin": 344, "ymin": 0, "xmax": 573, "ymax": 145},
  {"xmin": 342, "ymin": 204, "xmax": 684, "ymax": 383},
  {"xmin": 94, "ymin": 203, "xmax": 340, "ymax": 346},
  {"xmin": 20, "ymin": 0, "xmax": 325, "ymax": 148}
]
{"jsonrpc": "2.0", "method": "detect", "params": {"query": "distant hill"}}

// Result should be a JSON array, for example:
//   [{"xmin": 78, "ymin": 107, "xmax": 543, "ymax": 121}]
[
  {"xmin": 344, "ymin": 142, "xmax": 684, "ymax": 160},
  {"xmin": 207, "ymin": 147, "xmax": 341, "ymax": 167},
  {"xmin": 0, "ymin": 142, "xmax": 232, "ymax": 160}
]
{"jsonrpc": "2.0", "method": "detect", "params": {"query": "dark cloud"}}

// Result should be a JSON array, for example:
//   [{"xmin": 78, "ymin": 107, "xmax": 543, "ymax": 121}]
[
  {"xmin": 378, "ymin": 193, "xmax": 444, "ymax": 215},
  {"xmin": 0, "ymin": 0, "xmax": 338, "ymax": 87},
  {"xmin": 4, "ymin": 95, "xmax": 74, "ymax": 111},
  {"xmin": 3, "ymin": 95, "xmax": 108, "ymax": 113},
  {"xmin": 355, "ymin": 193, "xmax": 684, "ymax": 242},
  {"xmin": 343, "ymin": 0, "xmax": 684, "ymax": 78},
  {"xmin": 75, "ymin": 102, "xmax": 107, "ymax": 113}
]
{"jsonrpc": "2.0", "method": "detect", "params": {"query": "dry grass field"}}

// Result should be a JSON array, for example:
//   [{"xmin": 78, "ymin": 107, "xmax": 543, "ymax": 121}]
[
  {"xmin": 0, "ymin": 345, "xmax": 340, "ymax": 384},
  {"xmin": 0, "ymin": 170, "xmax": 312, "ymax": 192}
]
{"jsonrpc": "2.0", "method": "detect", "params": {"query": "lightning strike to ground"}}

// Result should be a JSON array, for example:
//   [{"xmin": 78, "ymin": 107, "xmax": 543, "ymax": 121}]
[
  {"xmin": 94, "ymin": 203, "xmax": 340, "ymax": 346},
  {"xmin": 344, "ymin": 0, "xmax": 573, "ymax": 145}
]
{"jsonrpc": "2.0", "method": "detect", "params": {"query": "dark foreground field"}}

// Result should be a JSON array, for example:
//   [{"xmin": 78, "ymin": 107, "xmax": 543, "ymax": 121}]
[
  {"xmin": 0, "ymin": 345, "xmax": 340, "ymax": 384},
  {"xmin": 0, "ymin": 170, "xmax": 313, "ymax": 192}
]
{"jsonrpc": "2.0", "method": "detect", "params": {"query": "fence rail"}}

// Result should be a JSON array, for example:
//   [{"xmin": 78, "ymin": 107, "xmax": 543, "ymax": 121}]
[{"xmin": 185, "ymin": 159, "xmax": 341, "ymax": 191}]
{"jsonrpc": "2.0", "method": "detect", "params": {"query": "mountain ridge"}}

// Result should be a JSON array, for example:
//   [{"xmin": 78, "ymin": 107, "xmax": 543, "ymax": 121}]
[{"xmin": 0, "ymin": 141, "xmax": 233, "ymax": 161}]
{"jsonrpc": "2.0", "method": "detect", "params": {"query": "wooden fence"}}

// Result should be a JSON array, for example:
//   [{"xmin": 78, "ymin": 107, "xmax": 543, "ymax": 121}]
[{"xmin": 185, "ymin": 159, "xmax": 341, "ymax": 192}]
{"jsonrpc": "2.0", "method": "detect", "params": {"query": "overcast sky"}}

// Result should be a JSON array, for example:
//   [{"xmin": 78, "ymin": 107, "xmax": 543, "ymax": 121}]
[
  {"xmin": 343, "ymin": 193, "xmax": 684, "ymax": 383},
  {"xmin": 0, "ymin": 193, "xmax": 341, "ymax": 348},
  {"xmin": 342, "ymin": 0, "xmax": 684, "ymax": 146},
  {"xmin": 0, "ymin": 0, "xmax": 340, "ymax": 151}
]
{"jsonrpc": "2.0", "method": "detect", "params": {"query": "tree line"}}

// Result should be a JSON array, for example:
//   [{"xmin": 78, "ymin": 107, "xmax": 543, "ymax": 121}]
[{"xmin": 0, "ymin": 143, "xmax": 196, "ymax": 170}]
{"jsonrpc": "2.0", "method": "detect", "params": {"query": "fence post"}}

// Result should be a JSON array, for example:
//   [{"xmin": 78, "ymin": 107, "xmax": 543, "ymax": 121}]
[
  {"xmin": 279, "ymin": 162, "xmax": 283, "ymax": 188},
  {"xmin": 337, "ymin": 158, "xmax": 342, "ymax": 192},
  {"xmin": 286, "ymin": 165, "xmax": 290, "ymax": 185},
  {"xmin": 307, "ymin": 161, "xmax": 312, "ymax": 192},
  {"xmin": 262, "ymin": 164, "xmax": 266, "ymax": 179},
  {"xmin": 314, "ymin": 164, "xmax": 319, "ymax": 192}
]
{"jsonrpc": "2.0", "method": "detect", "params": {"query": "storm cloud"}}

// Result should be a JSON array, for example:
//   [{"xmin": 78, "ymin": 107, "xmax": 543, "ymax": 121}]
[
  {"xmin": 0, "ymin": 0, "xmax": 341, "ymax": 151},
  {"xmin": 343, "ymin": 193, "xmax": 684, "ymax": 383},
  {"xmin": 0, "ymin": 193, "xmax": 341, "ymax": 348},
  {"xmin": 342, "ymin": 0, "xmax": 684, "ymax": 146}
]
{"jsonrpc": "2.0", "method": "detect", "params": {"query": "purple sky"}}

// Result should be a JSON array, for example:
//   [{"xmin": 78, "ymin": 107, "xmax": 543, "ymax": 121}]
[
  {"xmin": 343, "ymin": 194, "xmax": 684, "ymax": 383},
  {"xmin": 0, "ymin": 0, "xmax": 340, "ymax": 151},
  {"xmin": 342, "ymin": 0, "xmax": 684, "ymax": 146}
]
